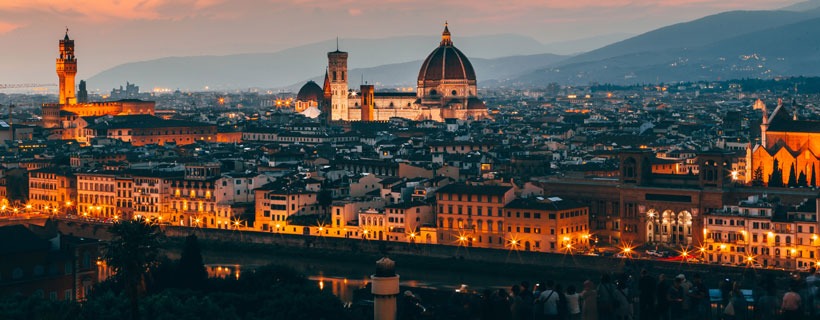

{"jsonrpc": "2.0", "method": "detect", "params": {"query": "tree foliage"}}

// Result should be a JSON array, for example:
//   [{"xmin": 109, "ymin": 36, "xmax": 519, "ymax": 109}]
[
  {"xmin": 0, "ymin": 295, "xmax": 81, "ymax": 320},
  {"xmin": 751, "ymin": 166, "xmax": 764, "ymax": 187},
  {"xmin": 787, "ymin": 164, "xmax": 798, "ymax": 187},
  {"xmin": 105, "ymin": 218, "xmax": 163, "ymax": 320},
  {"xmin": 768, "ymin": 159, "xmax": 783, "ymax": 187},
  {"xmin": 176, "ymin": 234, "xmax": 208, "ymax": 290},
  {"xmin": 797, "ymin": 170, "xmax": 808, "ymax": 188}
]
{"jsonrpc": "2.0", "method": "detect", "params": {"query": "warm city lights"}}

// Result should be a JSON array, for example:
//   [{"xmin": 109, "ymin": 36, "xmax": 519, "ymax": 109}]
[{"xmin": 1, "ymin": 4, "xmax": 820, "ymax": 319}]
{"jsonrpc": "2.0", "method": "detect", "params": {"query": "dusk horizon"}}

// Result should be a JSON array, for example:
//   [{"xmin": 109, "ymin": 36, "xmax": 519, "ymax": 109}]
[{"xmin": 0, "ymin": 0, "xmax": 807, "ymax": 86}]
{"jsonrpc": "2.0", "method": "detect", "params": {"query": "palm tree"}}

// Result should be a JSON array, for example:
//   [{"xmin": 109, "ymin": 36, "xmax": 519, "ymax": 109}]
[{"xmin": 105, "ymin": 217, "xmax": 162, "ymax": 320}]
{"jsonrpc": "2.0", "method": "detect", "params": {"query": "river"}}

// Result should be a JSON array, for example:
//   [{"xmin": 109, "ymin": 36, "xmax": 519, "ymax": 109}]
[{"xmin": 196, "ymin": 248, "xmax": 595, "ymax": 303}]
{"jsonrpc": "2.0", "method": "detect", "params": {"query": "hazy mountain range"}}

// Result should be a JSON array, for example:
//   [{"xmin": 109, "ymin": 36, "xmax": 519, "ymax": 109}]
[
  {"xmin": 511, "ymin": 7, "xmax": 820, "ymax": 86},
  {"xmin": 87, "ymin": 33, "xmax": 625, "ymax": 91},
  {"xmin": 88, "ymin": 2, "xmax": 820, "ymax": 91}
]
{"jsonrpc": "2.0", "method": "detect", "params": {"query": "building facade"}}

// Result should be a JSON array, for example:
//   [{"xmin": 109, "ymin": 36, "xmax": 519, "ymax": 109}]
[
  {"xmin": 297, "ymin": 23, "xmax": 489, "ymax": 122},
  {"xmin": 703, "ymin": 195, "xmax": 820, "ymax": 270},
  {"xmin": 746, "ymin": 99, "xmax": 820, "ymax": 187}
]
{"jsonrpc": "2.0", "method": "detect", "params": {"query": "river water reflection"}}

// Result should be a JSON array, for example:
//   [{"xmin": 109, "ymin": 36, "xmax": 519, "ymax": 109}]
[
  {"xmin": 205, "ymin": 262, "xmax": 510, "ymax": 303},
  {"xmin": 201, "ymin": 250, "xmax": 532, "ymax": 304}
]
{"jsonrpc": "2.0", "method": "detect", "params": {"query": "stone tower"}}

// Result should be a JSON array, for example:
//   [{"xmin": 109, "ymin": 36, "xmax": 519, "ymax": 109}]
[
  {"xmin": 56, "ymin": 29, "xmax": 77, "ymax": 105},
  {"xmin": 327, "ymin": 43, "xmax": 348, "ymax": 121},
  {"xmin": 77, "ymin": 80, "xmax": 88, "ymax": 103},
  {"xmin": 361, "ymin": 84, "xmax": 374, "ymax": 121}
]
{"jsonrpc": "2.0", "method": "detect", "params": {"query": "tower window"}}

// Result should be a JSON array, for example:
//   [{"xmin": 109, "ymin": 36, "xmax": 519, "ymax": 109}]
[
  {"xmin": 452, "ymin": 90, "xmax": 457, "ymax": 95},
  {"xmin": 333, "ymin": 71, "xmax": 337, "ymax": 81}
]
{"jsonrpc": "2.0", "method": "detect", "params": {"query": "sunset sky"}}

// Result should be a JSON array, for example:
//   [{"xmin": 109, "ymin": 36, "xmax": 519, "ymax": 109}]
[{"xmin": 0, "ymin": 0, "xmax": 803, "ymax": 84}]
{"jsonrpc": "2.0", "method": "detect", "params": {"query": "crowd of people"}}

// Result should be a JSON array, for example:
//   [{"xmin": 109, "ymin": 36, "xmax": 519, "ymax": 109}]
[{"xmin": 399, "ymin": 266, "xmax": 820, "ymax": 320}]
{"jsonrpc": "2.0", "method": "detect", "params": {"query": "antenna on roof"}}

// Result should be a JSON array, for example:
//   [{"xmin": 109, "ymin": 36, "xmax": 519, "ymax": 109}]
[{"xmin": 336, "ymin": 37, "xmax": 339, "ymax": 51}]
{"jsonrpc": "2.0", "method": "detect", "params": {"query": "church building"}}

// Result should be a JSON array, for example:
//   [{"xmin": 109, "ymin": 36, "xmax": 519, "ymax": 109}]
[
  {"xmin": 295, "ymin": 23, "xmax": 490, "ymax": 122},
  {"xmin": 746, "ymin": 99, "xmax": 820, "ymax": 187}
]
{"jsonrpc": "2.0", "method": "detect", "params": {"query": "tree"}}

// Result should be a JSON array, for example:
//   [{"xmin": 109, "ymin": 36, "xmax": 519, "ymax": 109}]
[
  {"xmin": 105, "ymin": 218, "xmax": 162, "ymax": 320},
  {"xmin": 752, "ymin": 166, "xmax": 764, "ymax": 187},
  {"xmin": 787, "ymin": 164, "xmax": 798, "ymax": 187},
  {"xmin": 317, "ymin": 189, "xmax": 333, "ymax": 209},
  {"xmin": 177, "ymin": 234, "xmax": 208, "ymax": 290},
  {"xmin": 797, "ymin": 170, "xmax": 808, "ymax": 187},
  {"xmin": 769, "ymin": 159, "xmax": 783, "ymax": 187}
]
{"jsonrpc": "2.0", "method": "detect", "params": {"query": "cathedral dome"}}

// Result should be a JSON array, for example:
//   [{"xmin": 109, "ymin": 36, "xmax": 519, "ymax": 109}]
[
  {"xmin": 417, "ymin": 24, "xmax": 476, "ymax": 83},
  {"xmin": 296, "ymin": 81, "xmax": 323, "ymax": 102}
]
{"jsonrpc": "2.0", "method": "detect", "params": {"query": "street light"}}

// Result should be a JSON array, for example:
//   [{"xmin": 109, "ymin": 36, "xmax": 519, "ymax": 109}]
[{"xmin": 232, "ymin": 218, "xmax": 243, "ymax": 230}]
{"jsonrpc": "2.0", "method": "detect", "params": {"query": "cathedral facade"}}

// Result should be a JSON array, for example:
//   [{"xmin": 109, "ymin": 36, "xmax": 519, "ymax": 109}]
[
  {"xmin": 296, "ymin": 23, "xmax": 489, "ymax": 122},
  {"xmin": 746, "ymin": 99, "xmax": 820, "ymax": 187}
]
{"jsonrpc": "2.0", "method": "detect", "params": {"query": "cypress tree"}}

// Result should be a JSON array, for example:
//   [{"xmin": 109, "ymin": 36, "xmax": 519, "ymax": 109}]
[
  {"xmin": 177, "ymin": 234, "xmax": 208, "ymax": 290},
  {"xmin": 752, "ymin": 166, "xmax": 764, "ymax": 186},
  {"xmin": 787, "ymin": 164, "xmax": 798, "ymax": 187},
  {"xmin": 769, "ymin": 159, "xmax": 783, "ymax": 187},
  {"xmin": 797, "ymin": 170, "xmax": 808, "ymax": 187}
]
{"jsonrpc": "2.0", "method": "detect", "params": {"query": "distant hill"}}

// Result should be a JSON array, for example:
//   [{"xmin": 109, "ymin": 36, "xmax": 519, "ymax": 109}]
[
  {"xmin": 511, "ymin": 9, "xmax": 820, "ymax": 85},
  {"xmin": 89, "ymin": 7, "xmax": 820, "ymax": 90},
  {"xmin": 540, "ymin": 33, "xmax": 634, "ymax": 55},
  {"xmin": 562, "ymin": 9, "xmax": 820, "ymax": 66},
  {"xmin": 87, "ymin": 34, "xmax": 558, "ymax": 91},
  {"xmin": 782, "ymin": 0, "xmax": 820, "ymax": 11}
]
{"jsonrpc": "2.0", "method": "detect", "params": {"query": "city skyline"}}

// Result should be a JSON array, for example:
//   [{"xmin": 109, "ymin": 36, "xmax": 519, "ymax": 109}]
[{"xmin": 0, "ymin": 0, "xmax": 803, "ymax": 84}]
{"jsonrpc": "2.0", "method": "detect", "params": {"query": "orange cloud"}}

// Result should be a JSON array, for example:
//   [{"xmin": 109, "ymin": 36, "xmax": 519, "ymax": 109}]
[
  {"xmin": 0, "ymin": 0, "xmax": 797, "ymax": 25},
  {"xmin": 0, "ymin": 0, "xmax": 226, "ymax": 21},
  {"xmin": 0, "ymin": 21, "xmax": 19, "ymax": 33}
]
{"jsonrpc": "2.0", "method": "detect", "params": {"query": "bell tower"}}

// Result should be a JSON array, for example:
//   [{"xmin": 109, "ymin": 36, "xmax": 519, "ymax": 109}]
[
  {"xmin": 56, "ymin": 29, "xmax": 77, "ymax": 105},
  {"xmin": 327, "ymin": 40, "xmax": 349, "ymax": 121}
]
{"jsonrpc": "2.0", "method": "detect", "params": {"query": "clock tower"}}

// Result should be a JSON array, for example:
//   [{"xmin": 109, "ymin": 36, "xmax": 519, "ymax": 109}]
[{"xmin": 56, "ymin": 29, "xmax": 77, "ymax": 105}]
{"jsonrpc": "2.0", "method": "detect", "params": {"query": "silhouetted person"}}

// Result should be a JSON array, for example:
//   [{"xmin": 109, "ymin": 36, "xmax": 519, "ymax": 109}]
[
  {"xmin": 655, "ymin": 274, "xmax": 670, "ymax": 320},
  {"xmin": 639, "ymin": 269, "xmax": 656, "ymax": 320}
]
